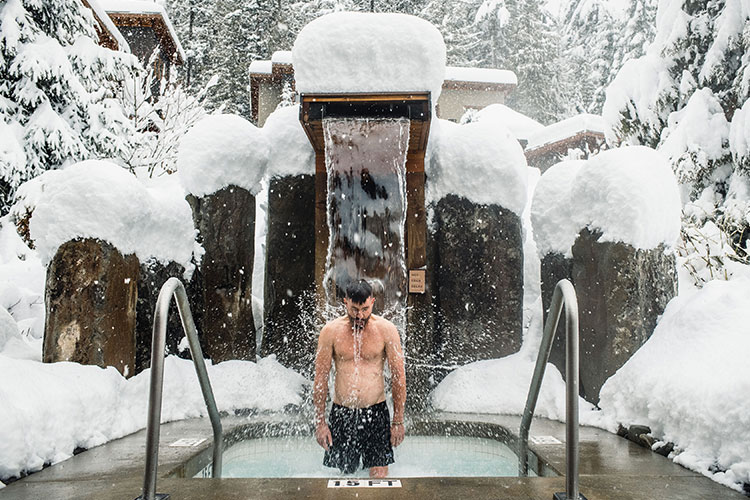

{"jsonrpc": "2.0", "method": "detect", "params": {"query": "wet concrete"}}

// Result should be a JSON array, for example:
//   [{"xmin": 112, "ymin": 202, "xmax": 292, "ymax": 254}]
[{"xmin": 0, "ymin": 413, "xmax": 744, "ymax": 500}]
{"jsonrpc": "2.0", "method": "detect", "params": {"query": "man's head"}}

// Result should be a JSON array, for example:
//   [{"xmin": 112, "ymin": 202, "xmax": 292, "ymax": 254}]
[{"xmin": 344, "ymin": 279, "xmax": 375, "ymax": 330}]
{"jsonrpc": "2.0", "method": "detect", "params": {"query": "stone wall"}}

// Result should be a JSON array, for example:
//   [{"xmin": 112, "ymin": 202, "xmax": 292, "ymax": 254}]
[
  {"xmin": 44, "ymin": 238, "xmax": 139, "ymax": 376},
  {"xmin": 541, "ymin": 228, "xmax": 677, "ymax": 404},
  {"xmin": 432, "ymin": 194, "xmax": 524, "ymax": 366},
  {"xmin": 261, "ymin": 174, "xmax": 317, "ymax": 375},
  {"xmin": 188, "ymin": 185, "xmax": 256, "ymax": 362}
]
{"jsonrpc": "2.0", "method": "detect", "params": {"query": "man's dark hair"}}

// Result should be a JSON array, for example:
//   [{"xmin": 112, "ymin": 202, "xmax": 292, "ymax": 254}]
[{"xmin": 345, "ymin": 279, "xmax": 373, "ymax": 303}]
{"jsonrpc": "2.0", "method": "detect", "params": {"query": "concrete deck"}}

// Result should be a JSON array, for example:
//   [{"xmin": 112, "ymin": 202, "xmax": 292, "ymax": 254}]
[{"xmin": 0, "ymin": 412, "xmax": 745, "ymax": 500}]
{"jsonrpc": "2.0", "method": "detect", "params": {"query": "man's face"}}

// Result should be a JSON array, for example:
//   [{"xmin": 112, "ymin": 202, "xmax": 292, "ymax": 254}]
[{"xmin": 344, "ymin": 296, "xmax": 375, "ymax": 330}]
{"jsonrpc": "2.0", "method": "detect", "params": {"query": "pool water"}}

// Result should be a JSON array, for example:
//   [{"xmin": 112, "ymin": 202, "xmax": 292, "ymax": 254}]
[{"xmin": 196, "ymin": 435, "xmax": 530, "ymax": 478}]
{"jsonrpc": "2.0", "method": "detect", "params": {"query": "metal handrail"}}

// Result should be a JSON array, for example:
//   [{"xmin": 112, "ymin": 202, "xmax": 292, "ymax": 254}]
[
  {"xmin": 137, "ymin": 278, "xmax": 223, "ymax": 500},
  {"xmin": 518, "ymin": 279, "xmax": 586, "ymax": 500}
]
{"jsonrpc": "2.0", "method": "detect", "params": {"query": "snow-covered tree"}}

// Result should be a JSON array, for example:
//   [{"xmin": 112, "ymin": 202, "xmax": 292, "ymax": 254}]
[
  {"xmin": 502, "ymin": 0, "xmax": 567, "ymax": 123},
  {"xmin": 0, "ymin": 0, "xmax": 138, "ymax": 211},
  {"xmin": 163, "ymin": 0, "xmax": 216, "ymax": 92},
  {"xmin": 603, "ymin": 0, "xmax": 750, "ymax": 283}
]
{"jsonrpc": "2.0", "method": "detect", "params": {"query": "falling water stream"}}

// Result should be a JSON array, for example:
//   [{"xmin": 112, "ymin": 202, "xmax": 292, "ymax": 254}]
[{"xmin": 322, "ymin": 118, "xmax": 410, "ymax": 324}]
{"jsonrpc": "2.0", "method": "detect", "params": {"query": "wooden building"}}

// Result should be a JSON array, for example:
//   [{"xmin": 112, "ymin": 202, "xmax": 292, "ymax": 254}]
[
  {"xmin": 81, "ymin": 0, "xmax": 129, "ymax": 52},
  {"xmin": 99, "ymin": 0, "xmax": 185, "ymax": 80},
  {"xmin": 524, "ymin": 114, "xmax": 609, "ymax": 172}
]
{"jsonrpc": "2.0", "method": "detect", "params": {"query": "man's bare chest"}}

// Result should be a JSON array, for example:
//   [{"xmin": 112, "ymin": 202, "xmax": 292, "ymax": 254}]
[{"xmin": 333, "ymin": 331, "xmax": 386, "ymax": 363}]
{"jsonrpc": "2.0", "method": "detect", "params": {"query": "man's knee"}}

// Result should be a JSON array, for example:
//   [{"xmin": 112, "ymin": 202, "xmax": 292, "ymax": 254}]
[{"xmin": 369, "ymin": 466, "xmax": 388, "ymax": 478}]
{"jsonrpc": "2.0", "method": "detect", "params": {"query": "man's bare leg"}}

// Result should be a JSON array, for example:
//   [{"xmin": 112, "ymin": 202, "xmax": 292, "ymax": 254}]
[{"xmin": 369, "ymin": 466, "xmax": 388, "ymax": 478}]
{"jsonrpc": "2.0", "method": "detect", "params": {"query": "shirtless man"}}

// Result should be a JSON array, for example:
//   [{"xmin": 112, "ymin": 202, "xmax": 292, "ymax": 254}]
[{"xmin": 313, "ymin": 280, "xmax": 406, "ymax": 478}]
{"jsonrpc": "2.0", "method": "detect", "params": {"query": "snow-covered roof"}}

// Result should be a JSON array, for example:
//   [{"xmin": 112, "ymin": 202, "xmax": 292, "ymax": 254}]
[
  {"xmin": 271, "ymin": 51, "xmax": 293, "ymax": 65},
  {"xmin": 293, "ymin": 12, "xmax": 446, "ymax": 100},
  {"xmin": 444, "ymin": 66, "xmax": 517, "ymax": 86},
  {"xmin": 249, "ymin": 60, "xmax": 272, "ymax": 75},
  {"xmin": 473, "ymin": 104, "xmax": 544, "ymax": 141},
  {"xmin": 526, "ymin": 114, "xmax": 609, "ymax": 152},
  {"xmin": 85, "ymin": 0, "xmax": 131, "ymax": 52},
  {"xmin": 100, "ymin": 0, "xmax": 186, "ymax": 62}
]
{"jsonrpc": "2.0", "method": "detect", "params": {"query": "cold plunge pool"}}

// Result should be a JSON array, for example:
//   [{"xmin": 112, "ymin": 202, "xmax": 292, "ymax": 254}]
[{"xmin": 175, "ymin": 420, "xmax": 557, "ymax": 479}]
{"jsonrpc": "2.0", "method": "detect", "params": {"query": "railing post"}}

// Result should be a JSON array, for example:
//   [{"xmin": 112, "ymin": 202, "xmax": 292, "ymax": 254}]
[
  {"xmin": 136, "ymin": 278, "xmax": 223, "ymax": 500},
  {"xmin": 518, "ymin": 279, "xmax": 587, "ymax": 500}
]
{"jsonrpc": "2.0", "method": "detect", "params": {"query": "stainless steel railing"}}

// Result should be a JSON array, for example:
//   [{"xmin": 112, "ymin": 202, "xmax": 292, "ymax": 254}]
[
  {"xmin": 518, "ymin": 279, "xmax": 586, "ymax": 500},
  {"xmin": 137, "ymin": 277, "xmax": 223, "ymax": 500}
]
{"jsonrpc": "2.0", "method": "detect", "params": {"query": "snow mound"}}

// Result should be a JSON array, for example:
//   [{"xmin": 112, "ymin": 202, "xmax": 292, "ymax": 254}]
[
  {"xmin": 473, "ymin": 103, "xmax": 544, "ymax": 142},
  {"xmin": 0, "ymin": 307, "xmax": 20, "ymax": 352},
  {"xmin": 292, "ymin": 12, "xmax": 446, "ymax": 100},
  {"xmin": 11, "ymin": 161, "xmax": 196, "ymax": 269},
  {"xmin": 598, "ymin": 278, "xmax": 750, "ymax": 489},
  {"xmin": 531, "ymin": 160, "xmax": 586, "ymax": 258},
  {"xmin": 432, "ymin": 352, "xmax": 595, "ymax": 420},
  {"xmin": 178, "ymin": 114, "xmax": 268, "ymax": 197},
  {"xmin": 571, "ymin": 146, "xmax": 681, "ymax": 249},
  {"xmin": 0, "ymin": 355, "xmax": 309, "ymax": 479},
  {"xmin": 426, "ymin": 118, "xmax": 528, "ymax": 214},
  {"xmin": 262, "ymin": 106, "xmax": 315, "ymax": 178}
]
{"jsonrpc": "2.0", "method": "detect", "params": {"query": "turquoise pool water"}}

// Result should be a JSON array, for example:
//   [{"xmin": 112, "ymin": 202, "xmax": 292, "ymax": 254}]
[{"xmin": 195, "ymin": 435, "xmax": 530, "ymax": 478}]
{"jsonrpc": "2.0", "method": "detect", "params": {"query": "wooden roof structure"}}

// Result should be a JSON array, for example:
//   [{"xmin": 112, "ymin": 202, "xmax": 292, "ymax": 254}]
[{"xmin": 104, "ymin": 7, "xmax": 184, "ymax": 64}]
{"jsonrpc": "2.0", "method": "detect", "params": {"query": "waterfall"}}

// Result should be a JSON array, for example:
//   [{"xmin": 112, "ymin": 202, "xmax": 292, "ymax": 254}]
[{"xmin": 322, "ymin": 118, "xmax": 410, "ymax": 322}]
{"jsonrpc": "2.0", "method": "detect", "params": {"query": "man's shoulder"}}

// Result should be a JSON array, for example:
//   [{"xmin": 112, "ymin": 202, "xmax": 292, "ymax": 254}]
[
  {"xmin": 321, "ymin": 317, "xmax": 348, "ymax": 334},
  {"xmin": 370, "ymin": 315, "xmax": 398, "ymax": 335}
]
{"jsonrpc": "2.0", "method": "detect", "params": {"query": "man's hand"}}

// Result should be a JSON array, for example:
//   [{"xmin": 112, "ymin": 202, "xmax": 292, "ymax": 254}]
[
  {"xmin": 316, "ymin": 423, "xmax": 333, "ymax": 450},
  {"xmin": 390, "ymin": 422, "xmax": 405, "ymax": 447}
]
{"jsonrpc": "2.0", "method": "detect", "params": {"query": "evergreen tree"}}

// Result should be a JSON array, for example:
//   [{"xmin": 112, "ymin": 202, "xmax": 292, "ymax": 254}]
[
  {"xmin": 0, "ymin": 0, "xmax": 138, "ymax": 211},
  {"xmin": 502, "ymin": 0, "xmax": 567, "ymax": 123},
  {"xmin": 603, "ymin": 0, "xmax": 750, "ymax": 282},
  {"xmin": 163, "ymin": 0, "xmax": 216, "ymax": 92}
]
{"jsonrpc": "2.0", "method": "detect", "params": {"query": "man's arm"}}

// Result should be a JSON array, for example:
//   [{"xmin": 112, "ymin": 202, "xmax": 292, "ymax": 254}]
[
  {"xmin": 313, "ymin": 325, "xmax": 334, "ymax": 450},
  {"xmin": 385, "ymin": 324, "xmax": 406, "ymax": 447}
]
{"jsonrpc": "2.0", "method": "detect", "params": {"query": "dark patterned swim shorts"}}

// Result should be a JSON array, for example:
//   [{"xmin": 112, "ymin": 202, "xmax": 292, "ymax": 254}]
[{"xmin": 323, "ymin": 401, "xmax": 394, "ymax": 474}]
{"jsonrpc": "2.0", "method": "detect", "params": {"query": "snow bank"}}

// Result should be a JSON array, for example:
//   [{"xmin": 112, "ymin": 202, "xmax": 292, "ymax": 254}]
[
  {"xmin": 472, "ymin": 103, "xmax": 544, "ymax": 142},
  {"xmin": 0, "ymin": 355, "xmax": 309, "ymax": 479},
  {"xmin": 432, "ymin": 352, "xmax": 595, "ymax": 420},
  {"xmin": 11, "ymin": 160, "xmax": 196, "ymax": 269},
  {"xmin": 525, "ymin": 113, "xmax": 608, "ymax": 151},
  {"xmin": 262, "ymin": 106, "xmax": 315, "ymax": 178},
  {"xmin": 426, "ymin": 118, "xmax": 528, "ymax": 215},
  {"xmin": 0, "ymin": 217, "xmax": 44, "ymax": 343},
  {"xmin": 531, "ymin": 160, "xmax": 586, "ymax": 258},
  {"xmin": 598, "ymin": 278, "xmax": 750, "ymax": 490},
  {"xmin": 292, "ymin": 12, "xmax": 446, "ymax": 100},
  {"xmin": 0, "ymin": 307, "xmax": 19, "ymax": 352},
  {"xmin": 572, "ymin": 146, "xmax": 681, "ymax": 250},
  {"xmin": 178, "ymin": 114, "xmax": 268, "ymax": 197}
]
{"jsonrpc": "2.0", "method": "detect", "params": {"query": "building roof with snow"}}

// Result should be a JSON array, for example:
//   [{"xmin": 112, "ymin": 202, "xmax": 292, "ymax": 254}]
[
  {"xmin": 99, "ymin": 0, "xmax": 186, "ymax": 63},
  {"xmin": 82, "ymin": 0, "xmax": 130, "ymax": 52},
  {"xmin": 525, "ymin": 114, "xmax": 609, "ymax": 171}
]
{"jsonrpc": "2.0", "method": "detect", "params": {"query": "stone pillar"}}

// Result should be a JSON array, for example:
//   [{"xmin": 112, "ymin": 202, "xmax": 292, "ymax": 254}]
[
  {"xmin": 189, "ymin": 185, "xmax": 256, "ymax": 362},
  {"xmin": 432, "ymin": 194, "xmax": 524, "ymax": 366},
  {"xmin": 262, "ymin": 174, "xmax": 317, "ymax": 375},
  {"xmin": 44, "ymin": 238, "xmax": 139, "ymax": 376},
  {"xmin": 542, "ymin": 228, "xmax": 677, "ymax": 404},
  {"xmin": 135, "ymin": 260, "xmax": 201, "ymax": 373}
]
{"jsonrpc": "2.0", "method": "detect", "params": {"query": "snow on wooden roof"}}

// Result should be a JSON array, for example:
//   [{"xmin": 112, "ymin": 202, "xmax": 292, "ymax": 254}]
[
  {"xmin": 99, "ymin": 0, "xmax": 186, "ymax": 62},
  {"xmin": 249, "ymin": 60, "xmax": 273, "ymax": 75},
  {"xmin": 444, "ymin": 66, "xmax": 518, "ymax": 86},
  {"xmin": 82, "ymin": 0, "xmax": 130, "ymax": 52},
  {"xmin": 525, "ymin": 114, "xmax": 608, "ymax": 152},
  {"xmin": 271, "ymin": 51, "xmax": 293, "ymax": 65}
]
